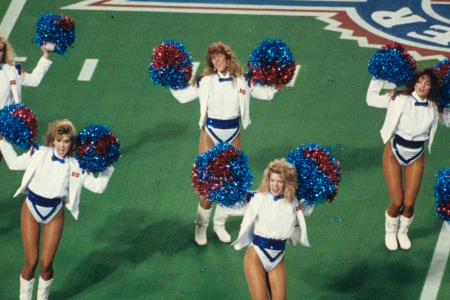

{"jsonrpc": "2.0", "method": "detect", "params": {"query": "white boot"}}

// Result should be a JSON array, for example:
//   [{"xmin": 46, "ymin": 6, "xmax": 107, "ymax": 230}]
[
  {"xmin": 195, "ymin": 204, "xmax": 211, "ymax": 246},
  {"xmin": 398, "ymin": 215, "xmax": 414, "ymax": 250},
  {"xmin": 213, "ymin": 205, "xmax": 231, "ymax": 243},
  {"xmin": 37, "ymin": 276, "xmax": 53, "ymax": 300},
  {"xmin": 19, "ymin": 275, "xmax": 34, "ymax": 300},
  {"xmin": 385, "ymin": 211, "xmax": 399, "ymax": 251}
]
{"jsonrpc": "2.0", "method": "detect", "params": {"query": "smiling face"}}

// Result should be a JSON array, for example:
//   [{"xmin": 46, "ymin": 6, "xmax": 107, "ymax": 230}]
[
  {"xmin": 269, "ymin": 173, "xmax": 285, "ymax": 197},
  {"xmin": 53, "ymin": 134, "xmax": 72, "ymax": 157},
  {"xmin": 414, "ymin": 75, "xmax": 431, "ymax": 100},
  {"xmin": 211, "ymin": 52, "xmax": 228, "ymax": 75}
]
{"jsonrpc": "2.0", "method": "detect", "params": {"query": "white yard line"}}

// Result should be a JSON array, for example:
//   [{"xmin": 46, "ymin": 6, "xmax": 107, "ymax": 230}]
[
  {"xmin": 0, "ymin": 0, "xmax": 27, "ymax": 39},
  {"xmin": 78, "ymin": 59, "xmax": 99, "ymax": 81},
  {"xmin": 420, "ymin": 222, "xmax": 450, "ymax": 300}
]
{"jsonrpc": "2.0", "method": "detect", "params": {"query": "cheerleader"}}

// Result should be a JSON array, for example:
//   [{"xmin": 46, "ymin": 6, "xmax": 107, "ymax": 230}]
[
  {"xmin": 170, "ymin": 42, "xmax": 278, "ymax": 245},
  {"xmin": 229, "ymin": 159, "xmax": 311, "ymax": 300},
  {"xmin": 366, "ymin": 67, "xmax": 450, "ymax": 251},
  {"xmin": 0, "ymin": 120, "xmax": 114, "ymax": 300},
  {"xmin": 0, "ymin": 35, "xmax": 52, "ymax": 163}
]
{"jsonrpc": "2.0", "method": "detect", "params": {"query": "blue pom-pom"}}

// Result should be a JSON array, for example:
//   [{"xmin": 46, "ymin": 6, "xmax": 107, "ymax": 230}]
[
  {"xmin": 76, "ymin": 124, "xmax": 120, "ymax": 173},
  {"xmin": 0, "ymin": 103, "xmax": 38, "ymax": 150},
  {"xmin": 191, "ymin": 142, "xmax": 253, "ymax": 206},
  {"xmin": 368, "ymin": 42, "xmax": 417, "ymax": 87},
  {"xmin": 436, "ymin": 59, "xmax": 450, "ymax": 110},
  {"xmin": 286, "ymin": 144, "xmax": 341, "ymax": 206},
  {"xmin": 435, "ymin": 168, "xmax": 450, "ymax": 222},
  {"xmin": 248, "ymin": 39, "xmax": 296, "ymax": 88},
  {"xmin": 34, "ymin": 13, "xmax": 76, "ymax": 57},
  {"xmin": 149, "ymin": 40, "xmax": 193, "ymax": 90}
]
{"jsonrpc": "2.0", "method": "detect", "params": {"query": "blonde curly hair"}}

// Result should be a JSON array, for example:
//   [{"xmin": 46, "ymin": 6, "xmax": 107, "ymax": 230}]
[
  {"xmin": 201, "ymin": 42, "xmax": 244, "ymax": 80},
  {"xmin": 258, "ymin": 158, "xmax": 298, "ymax": 202},
  {"xmin": 0, "ymin": 35, "xmax": 16, "ymax": 65},
  {"xmin": 45, "ymin": 119, "xmax": 77, "ymax": 157}
]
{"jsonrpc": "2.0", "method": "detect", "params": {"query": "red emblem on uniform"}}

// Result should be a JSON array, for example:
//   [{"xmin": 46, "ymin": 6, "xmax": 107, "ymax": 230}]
[
  {"xmin": 240, "ymin": 89, "xmax": 246, "ymax": 95},
  {"xmin": 72, "ymin": 172, "xmax": 80, "ymax": 178},
  {"xmin": 10, "ymin": 80, "xmax": 16, "ymax": 85},
  {"xmin": 295, "ymin": 205, "xmax": 301, "ymax": 211}
]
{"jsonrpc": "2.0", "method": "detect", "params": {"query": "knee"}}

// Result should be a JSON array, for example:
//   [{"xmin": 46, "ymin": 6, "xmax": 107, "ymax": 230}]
[
  {"xmin": 24, "ymin": 257, "xmax": 39, "ymax": 272},
  {"xmin": 402, "ymin": 204, "xmax": 415, "ymax": 217},
  {"xmin": 39, "ymin": 258, "xmax": 54, "ymax": 273},
  {"xmin": 388, "ymin": 203, "xmax": 403, "ymax": 214}
]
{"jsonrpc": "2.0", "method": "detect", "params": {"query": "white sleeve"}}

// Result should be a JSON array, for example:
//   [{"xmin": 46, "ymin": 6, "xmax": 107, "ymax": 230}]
[
  {"xmin": 169, "ymin": 85, "xmax": 199, "ymax": 104},
  {"xmin": 366, "ymin": 79, "xmax": 390, "ymax": 108},
  {"xmin": 0, "ymin": 140, "xmax": 31, "ymax": 170},
  {"xmin": 440, "ymin": 108, "xmax": 450, "ymax": 128},
  {"xmin": 21, "ymin": 57, "xmax": 52, "ymax": 87},
  {"xmin": 250, "ymin": 84, "xmax": 278, "ymax": 101},
  {"xmin": 82, "ymin": 166, "xmax": 114, "ymax": 193},
  {"xmin": 300, "ymin": 199, "xmax": 314, "ymax": 217}
]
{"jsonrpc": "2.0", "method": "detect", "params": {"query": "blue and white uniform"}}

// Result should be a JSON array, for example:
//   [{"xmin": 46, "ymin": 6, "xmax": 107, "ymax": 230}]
[
  {"xmin": 170, "ymin": 73, "xmax": 277, "ymax": 144},
  {"xmin": 366, "ymin": 79, "xmax": 450, "ymax": 166},
  {"xmin": 230, "ymin": 192, "xmax": 311, "ymax": 272},
  {"xmin": 0, "ymin": 140, "xmax": 114, "ymax": 222},
  {"xmin": 0, "ymin": 56, "xmax": 52, "ymax": 109}
]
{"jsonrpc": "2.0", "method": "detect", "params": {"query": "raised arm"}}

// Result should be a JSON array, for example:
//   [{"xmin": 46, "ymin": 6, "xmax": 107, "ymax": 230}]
[
  {"xmin": 0, "ymin": 138, "xmax": 31, "ymax": 170},
  {"xmin": 21, "ymin": 46, "xmax": 52, "ymax": 87},
  {"xmin": 82, "ymin": 166, "xmax": 114, "ymax": 193},
  {"xmin": 366, "ymin": 79, "xmax": 391, "ymax": 108},
  {"xmin": 250, "ymin": 84, "xmax": 278, "ymax": 101},
  {"xmin": 169, "ymin": 85, "xmax": 199, "ymax": 104}
]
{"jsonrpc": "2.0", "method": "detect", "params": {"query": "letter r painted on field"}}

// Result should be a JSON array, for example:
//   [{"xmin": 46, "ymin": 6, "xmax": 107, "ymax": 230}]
[{"xmin": 372, "ymin": 7, "xmax": 426, "ymax": 28}]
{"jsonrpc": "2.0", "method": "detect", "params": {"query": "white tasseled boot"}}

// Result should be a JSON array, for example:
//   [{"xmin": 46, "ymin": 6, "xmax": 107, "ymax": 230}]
[
  {"xmin": 398, "ymin": 215, "xmax": 414, "ymax": 250},
  {"xmin": 37, "ymin": 276, "xmax": 53, "ymax": 300},
  {"xmin": 385, "ymin": 211, "xmax": 400, "ymax": 251},
  {"xmin": 19, "ymin": 275, "xmax": 34, "ymax": 300},
  {"xmin": 195, "ymin": 204, "xmax": 211, "ymax": 246},
  {"xmin": 213, "ymin": 205, "xmax": 231, "ymax": 243}
]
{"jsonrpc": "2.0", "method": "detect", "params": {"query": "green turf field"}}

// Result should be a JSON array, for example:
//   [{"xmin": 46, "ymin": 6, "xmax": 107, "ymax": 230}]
[{"xmin": 1, "ymin": 1, "xmax": 450, "ymax": 299}]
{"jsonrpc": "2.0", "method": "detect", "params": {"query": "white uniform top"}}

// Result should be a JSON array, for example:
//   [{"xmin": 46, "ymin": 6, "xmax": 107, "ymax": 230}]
[
  {"xmin": 0, "ymin": 56, "xmax": 52, "ymax": 109},
  {"xmin": 395, "ymin": 91, "xmax": 434, "ymax": 141},
  {"xmin": 253, "ymin": 195, "xmax": 296, "ymax": 240},
  {"xmin": 207, "ymin": 73, "xmax": 240, "ymax": 120},
  {"xmin": 27, "ymin": 150, "xmax": 70, "ymax": 199}
]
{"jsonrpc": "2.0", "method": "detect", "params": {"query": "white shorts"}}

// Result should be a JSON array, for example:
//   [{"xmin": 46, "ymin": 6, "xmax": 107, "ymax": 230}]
[
  {"xmin": 251, "ymin": 235, "xmax": 286, "ymax": 272},
  {"xmin": 205, "ymin": 117, "xmax": 240, "ymax": 145},
  {"xmin": 391, "ymin": 135, "xmax": 424, "ymax": 167},
  {"xmin": 26, "ymin": 191, "xmax": 63, "ymax": 224}
]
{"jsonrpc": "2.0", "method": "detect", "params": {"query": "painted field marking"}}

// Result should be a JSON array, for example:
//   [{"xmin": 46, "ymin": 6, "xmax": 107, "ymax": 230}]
[
  {"xmin": 78, "ymin": 59, "xmax": 99, "ymax": 81},
  {"xmin": 288, "ymin": 65, "xmax": 301, "ymax": 87},
  {"xmin": 14, "ymin": 57, "xmax": 27, "ymax": 62},
  {"xmin": 420, "ymin": 222, "xmax": 450, "ymax": 300},
  {"xmin": 0, "ymin": 0, "xmax": 27, "ymax": 39},
  {"xmin": 189, "ymin": 62, "xmax": 200, "ymax": 84}
]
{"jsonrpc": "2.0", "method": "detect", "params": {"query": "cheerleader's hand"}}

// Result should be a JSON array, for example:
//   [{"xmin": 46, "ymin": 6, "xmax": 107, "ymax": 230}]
[
  {"xmin": 41, "ymin": 45, "xmax": 50, "ymax": 59},
  {"xmin": 0, "ymin": 134, "xmax": 3, "ymax": 140}
]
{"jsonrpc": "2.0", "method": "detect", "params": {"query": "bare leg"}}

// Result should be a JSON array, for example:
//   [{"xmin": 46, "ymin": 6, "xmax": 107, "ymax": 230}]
[
  {"xmin": 402, "ymin": 154, "xmax": 425, "ymax": 218},
  {"xmin": 267, "ymin": 258, "xmax": 287, "ymax": 300},
  {"xmin": 244, "ymin": 246, "xmax": 270, "ymax": 300},
  {"xmin": 382, "ymin": 143, "xmax": 404, "ymax": 218},
  {"xmin": 21, "ymin": 202, "xmax": 41, "ymax": 280},
  {"xmin": 39, "ymin": 208, "xmax": 65, "ymax": 280},
  {"xmin": 199, "ymin": 128, "xmax": 215, "ymax": 210},
  {"xmin": 0, "ymin": 149, "xmax": 3, "ymax": 164}
]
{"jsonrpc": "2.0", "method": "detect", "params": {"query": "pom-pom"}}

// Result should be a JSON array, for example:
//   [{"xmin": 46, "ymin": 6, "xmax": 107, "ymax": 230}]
[
  {"xmin": 149, "ymin": 40, "xmax": 193, "ymax": 90},
  {"xmin": 248, "ymin": 39, "xmax": 296, "ymax": 89},
  {"xmin": 34, "ymin": 13, "xmax": 76, "ymax": 57},
  {"xmin": 0, "ymin": 104, "xmax": 38, "ymax": 150},
  {"xmin": 286, "ymin": 144, "xmax": 341, "ymax": 206},
  {"xmin": 436, "ymin": 59, "xmax": 450, "ymax": 110},
  {"xmin": 76, "ymin": 124, "xmax": 120, "ymax": 173},
  {"xmin": 368, "ymin": 41, "xmax": 417, "ymax": 87},
  {"xmin": 434, "ymin": 168, "xmax": 450, "ymax": 222},
  {"xmin": 191, "ymin": 142, "xmax": 253, "ymax": 206}
]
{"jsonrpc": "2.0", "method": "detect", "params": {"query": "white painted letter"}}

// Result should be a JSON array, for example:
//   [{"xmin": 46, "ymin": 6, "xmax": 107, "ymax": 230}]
[
  {"xmin": 372, "ymin": 7, "xmax": 426, "ymax": 28},
  {"xmin": 408, "ymin": 25, "xmax": 450, "ymax": 46}
]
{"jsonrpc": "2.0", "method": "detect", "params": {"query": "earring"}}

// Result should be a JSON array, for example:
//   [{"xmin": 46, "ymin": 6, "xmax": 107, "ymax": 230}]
[
  {"xmin": 227, "ymin": 64, "xmax": 229, "ymax": 67},
  {"xmin": 214, "ymin": 68, "xmax": 217, "ymax": 71}
]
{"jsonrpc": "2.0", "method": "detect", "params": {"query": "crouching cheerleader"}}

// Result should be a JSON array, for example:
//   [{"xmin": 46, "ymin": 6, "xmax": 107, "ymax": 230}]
[
  {"xmin": 227, "ymin": 159, "xmax": 312, "ymax": 300},
  {"xmin": 0, "ymin": 119, "xmax": 114, "ymax": 300}
]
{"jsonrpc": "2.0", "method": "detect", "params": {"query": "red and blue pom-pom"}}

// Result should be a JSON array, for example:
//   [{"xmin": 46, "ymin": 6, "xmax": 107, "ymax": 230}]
[
  {"xmin": 368, "ymin": 41, "xmax": 417, "ymax": 87},
  {"xmin": 435, "ymin": 168, "xmax": 450, "ymax": 222},
  {"xmin": 248, "ymin": 39, "xmax": 296, "ymax": 89},
  {"xmin": 436, "ymin": 59, "xmax": 450, "ymax": 110},
  {"xmin": 149, "ymin": 40, "xmax": 193, "ymax": 90},
  {"xmin": 34, "ymin": 13, "xmax": 76, "ymax": 57},
  {"xmin": 191, "ymin": 142, "xmax": 253, "ymax": 206},
  {"xmin": 0, "ymin": 104, "xmax": 38, "ymax": 150},
  {"xmin": 76, "ymin": 124, "xmax": 120, "ymax": 173},
  {"xmin": 286, "ymin": 144, "xmax": 341, "ymax": 206}
]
